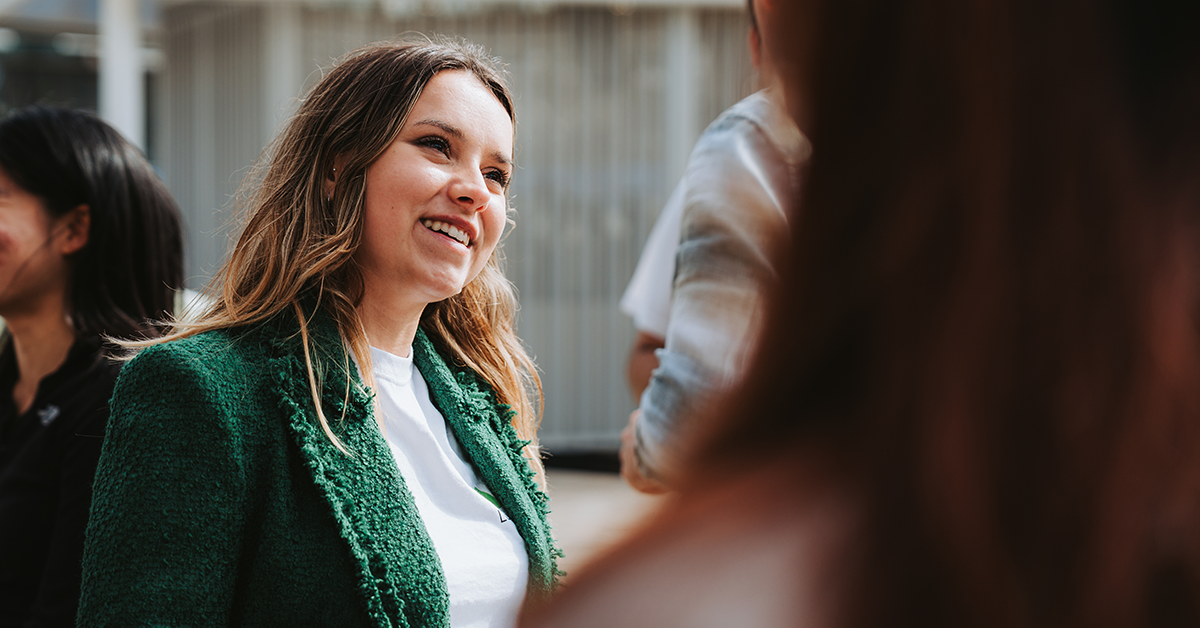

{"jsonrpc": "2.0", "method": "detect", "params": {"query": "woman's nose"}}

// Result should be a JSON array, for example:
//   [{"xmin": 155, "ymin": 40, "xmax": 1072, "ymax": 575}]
[{"xmin": 450, "ymin": 167, "xmax": 490, "ymax": 212}]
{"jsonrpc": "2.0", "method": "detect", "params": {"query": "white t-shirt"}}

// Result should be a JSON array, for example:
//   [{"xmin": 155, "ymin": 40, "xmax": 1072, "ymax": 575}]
[{"xmin": 364, "ymin": 346, "xmax": 529, "ymax": 628}]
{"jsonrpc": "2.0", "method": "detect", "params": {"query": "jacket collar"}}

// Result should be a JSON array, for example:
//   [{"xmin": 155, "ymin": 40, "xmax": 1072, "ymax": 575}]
[
  {"xmin": 411, "ymin": 329, "xmax": 561, "ymax": 596},
  {"xmin": 268, "ymin": 306, "xmax": 560, "ymax": 626},
  {"xmin": 269, "ymin": 309, "xmax": 448, "ymax": 628}
]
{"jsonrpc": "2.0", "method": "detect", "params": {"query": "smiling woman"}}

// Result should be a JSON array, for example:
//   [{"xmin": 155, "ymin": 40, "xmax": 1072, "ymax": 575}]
[{"xmin": 76, "ymin": 38, "xmax": 560, "ymax": 628}]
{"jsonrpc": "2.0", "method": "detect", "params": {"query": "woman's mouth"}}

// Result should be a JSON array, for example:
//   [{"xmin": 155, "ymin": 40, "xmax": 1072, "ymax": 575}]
[{"xmin": 421, "ymin": 219, "xmax": 470, "ymax": 247}]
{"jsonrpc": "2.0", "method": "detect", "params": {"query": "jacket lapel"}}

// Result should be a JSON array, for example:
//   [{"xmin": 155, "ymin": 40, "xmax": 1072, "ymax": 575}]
[
  {"xmin": 412, "ymin": 329, "xmax": 561, "ymax": 597},
  {"xmin": 270, "ymin": 313, "xmax": 451, "ymax": 628}
]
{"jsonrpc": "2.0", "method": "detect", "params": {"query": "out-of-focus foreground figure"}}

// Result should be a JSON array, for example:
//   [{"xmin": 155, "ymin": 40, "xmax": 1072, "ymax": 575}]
[{"xmin": 521, "ymin": 0, "xmax": 1200, "ymax": 625}]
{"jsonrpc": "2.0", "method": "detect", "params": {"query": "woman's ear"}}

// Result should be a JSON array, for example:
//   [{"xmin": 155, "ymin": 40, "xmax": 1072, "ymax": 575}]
[
  {"xmin": 57, "ymin": 205, "xmax": 90, "ymax": 255},
  {"xmin": 325, "ymin": 154, "xmax": 348, "ymax": 201}
]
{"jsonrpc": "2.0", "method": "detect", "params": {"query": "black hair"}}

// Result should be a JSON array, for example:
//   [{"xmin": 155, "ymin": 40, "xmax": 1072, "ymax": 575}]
[{"xmin": 0, "ymin": 106, "xmax": 183, "ymax": 339}]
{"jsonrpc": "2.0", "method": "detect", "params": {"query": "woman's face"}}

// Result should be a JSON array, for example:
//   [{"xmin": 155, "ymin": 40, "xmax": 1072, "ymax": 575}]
[
  {"xmin": 0, "ymin": 166, "xmax": 76, "ymax": 318},
  {"xmin": 355, "ymin": 69, "xmax": 513, "ymax": 309}
]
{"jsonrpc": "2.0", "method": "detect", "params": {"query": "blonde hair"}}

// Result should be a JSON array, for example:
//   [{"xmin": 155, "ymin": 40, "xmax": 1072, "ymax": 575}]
[{"xmin": 146, "ymin": 37, "xmax": 543, "ymax": 475}]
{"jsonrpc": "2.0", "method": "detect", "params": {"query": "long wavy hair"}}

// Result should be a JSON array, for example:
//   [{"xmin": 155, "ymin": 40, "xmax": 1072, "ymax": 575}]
[{"xmin": 150, "ymin": 38, "xmax": 543, "ymax": 471}]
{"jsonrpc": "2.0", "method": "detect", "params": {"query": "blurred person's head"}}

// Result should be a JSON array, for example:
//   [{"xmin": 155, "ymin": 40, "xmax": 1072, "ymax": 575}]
[
  {"xmin": 0, "ymin": 106, "xmax": 183, "ymax": 339},
  {"xmin": 680, "ymin": 0, "xmax": 1200, "ymax": 625}
]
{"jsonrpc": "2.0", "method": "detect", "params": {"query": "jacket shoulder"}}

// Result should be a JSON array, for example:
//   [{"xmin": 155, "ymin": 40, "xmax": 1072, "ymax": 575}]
[
  {"xmin": 125, "ymin": 327, "xmax": 269, "ymax": 377},
  {"xmin": 113, "ymin": 326, "xmax": 277, "ymax": 427}
]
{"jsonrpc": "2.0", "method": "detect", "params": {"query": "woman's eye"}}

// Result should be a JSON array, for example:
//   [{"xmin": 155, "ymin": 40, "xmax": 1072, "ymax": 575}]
[
  {"xmin": 485, "ymin": 169, "xmax": 510, "ymax": 189},
  {"xmin": 416, "ymin": 136, "xmax": 450, "ymax": 156}
]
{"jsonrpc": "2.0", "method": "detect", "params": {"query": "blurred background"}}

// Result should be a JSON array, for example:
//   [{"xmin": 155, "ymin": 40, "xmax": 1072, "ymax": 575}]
[{"xmin": 0, "ymin": 0, "xmax": 755, "ymax": 456}]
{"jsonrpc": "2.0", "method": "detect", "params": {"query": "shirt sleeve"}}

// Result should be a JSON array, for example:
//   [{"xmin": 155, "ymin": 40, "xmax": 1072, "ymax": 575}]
[
  {"xmin": 619, "ymin": 181, "xmax": 688, "ymax": 338},
  {"xmin": 634, "ymin": 113, "xmax": 794, "ymax": 479},
  {"xmin": 77, "ymin": 345, "xmax": 249, "ymax": 627}
]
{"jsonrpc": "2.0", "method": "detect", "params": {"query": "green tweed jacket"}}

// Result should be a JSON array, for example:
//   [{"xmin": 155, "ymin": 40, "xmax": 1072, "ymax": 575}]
[{"xmin": 77, "ymin": 311, "xmax": 561, "ymax": 627}]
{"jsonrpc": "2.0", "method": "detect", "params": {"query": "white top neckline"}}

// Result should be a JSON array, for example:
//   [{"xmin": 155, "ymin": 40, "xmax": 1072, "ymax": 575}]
[{"xmin": 357, "ymin": 346, "xmax": 529, "ymax": 628}]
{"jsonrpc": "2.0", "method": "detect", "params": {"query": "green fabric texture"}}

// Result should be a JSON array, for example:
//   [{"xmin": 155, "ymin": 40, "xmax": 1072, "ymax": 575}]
[{"xmin": 77, "ymin": 310, "xmax": 561, "ymax": 627}]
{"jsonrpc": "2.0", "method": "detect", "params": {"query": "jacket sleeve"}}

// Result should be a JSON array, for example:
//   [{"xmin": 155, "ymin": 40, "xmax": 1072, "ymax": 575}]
[
  {"xmin": 76, "ymin": 343, "xmax": 251, "ymax": 627},
  {"xmin": 634, "ymin": 114, "xmax": 792, "ymax": 479}
]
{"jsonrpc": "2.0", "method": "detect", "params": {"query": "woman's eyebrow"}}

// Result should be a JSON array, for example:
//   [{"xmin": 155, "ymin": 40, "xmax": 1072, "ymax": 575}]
[
  {"xmin": 412, "ymin": 118, "xmax": 462, "ymax": 139},
  {"xmin": 412, "ymin": 118, "xmax": 511, "ymax": 167}
]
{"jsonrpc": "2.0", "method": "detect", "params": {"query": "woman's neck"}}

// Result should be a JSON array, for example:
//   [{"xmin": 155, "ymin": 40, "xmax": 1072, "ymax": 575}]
[
  {"xmin": 5, "ymin": 300, "xmax": 76, "ymax": 414},
  {"xmin": 355, "ymin": 291, "xmax": 425, "ymax": 358}
]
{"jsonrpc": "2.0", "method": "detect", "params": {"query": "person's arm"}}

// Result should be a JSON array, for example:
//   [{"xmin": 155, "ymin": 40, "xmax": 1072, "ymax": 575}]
[
  {"xmin": 620, "ymin": 182, "xmax": 687, "ymax": 402},
  {"xmin": 625, "ymin": 114, "xmax": 791, "ymax": 489},
  {"xmin": 77, "ymin": 344, "xmax": 249, "ymax": 626},
  {"xmin": 626, "ymin": 331, "xmax": 665, "ymax": 403}
]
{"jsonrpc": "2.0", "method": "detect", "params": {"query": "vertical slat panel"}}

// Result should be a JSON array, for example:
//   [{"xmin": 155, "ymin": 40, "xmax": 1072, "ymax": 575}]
[{"xmin": 188, "ymin": 7, "xmax": 218, "ymax": 282}]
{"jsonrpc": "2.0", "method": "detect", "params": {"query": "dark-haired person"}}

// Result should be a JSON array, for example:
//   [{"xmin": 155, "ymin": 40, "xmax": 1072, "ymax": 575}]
[
  {"xmin": 78, "ymin": 38, "xmax": 559, "ymax": 627},
  {"xmin": 0, "ymin": 106, "xmax": 182, "ymax": 628},
  {"xmin": 521, "ymin": 0, "xmax": 1200, "ymax": 625}
]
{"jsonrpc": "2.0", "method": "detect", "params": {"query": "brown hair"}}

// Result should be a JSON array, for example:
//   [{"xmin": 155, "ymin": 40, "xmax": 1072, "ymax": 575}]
[
  {"xmin": 682, "ymin": 0, "xmax": 1200, "ymax": 625},
  {"xmin": 146, "ymin": 37, "xmax": 543, "ymax": 472}
]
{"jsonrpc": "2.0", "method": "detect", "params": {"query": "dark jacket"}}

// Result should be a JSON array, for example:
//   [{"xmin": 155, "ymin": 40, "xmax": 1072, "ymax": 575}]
[
  {"xmin": 0, "ymin": 337, "xmax": 119, "ymax": 628},
  {"xmin": 77, "ymin": 312, "xmax": 560, "ymax": 627}
]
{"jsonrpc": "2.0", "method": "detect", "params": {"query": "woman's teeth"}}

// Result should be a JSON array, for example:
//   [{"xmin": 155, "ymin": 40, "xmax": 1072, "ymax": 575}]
[{"xmin": 422, "ymin": 220, "xmax": 469, "ymax": 246}]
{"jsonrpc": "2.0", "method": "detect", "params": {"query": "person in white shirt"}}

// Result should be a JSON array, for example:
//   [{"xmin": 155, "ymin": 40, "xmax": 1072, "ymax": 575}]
[{"xmin": 619, "ymin": 0, "xmax": 810, "ymax": 492}]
